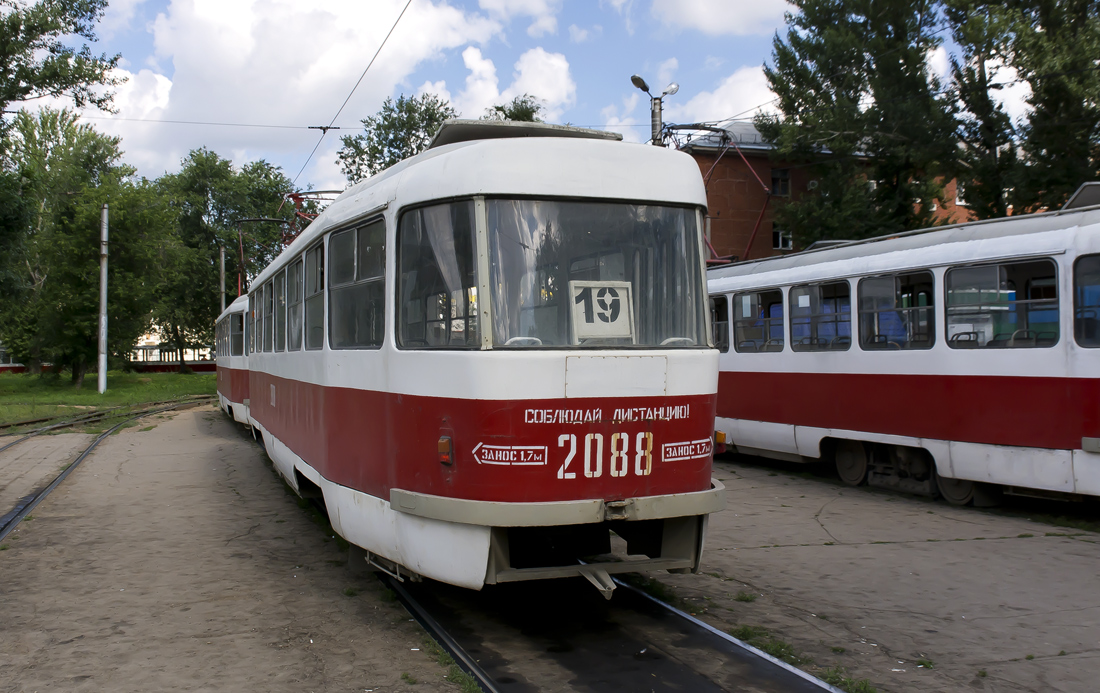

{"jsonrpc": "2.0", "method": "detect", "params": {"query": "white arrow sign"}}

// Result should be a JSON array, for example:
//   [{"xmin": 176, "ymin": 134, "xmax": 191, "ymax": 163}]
[{"xmin": 472, "ymin": 443, "xmax": 548, "ymax": 466}]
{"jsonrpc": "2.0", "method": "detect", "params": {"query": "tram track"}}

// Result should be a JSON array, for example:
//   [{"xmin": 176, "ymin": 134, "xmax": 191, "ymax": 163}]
[
  {"xmin": 0, "ymin": 396, "xmax": 216, "ymax": 542},
  {"xmin": 379, "ymin": 570, "xmax": 843, "ymax": 692}
]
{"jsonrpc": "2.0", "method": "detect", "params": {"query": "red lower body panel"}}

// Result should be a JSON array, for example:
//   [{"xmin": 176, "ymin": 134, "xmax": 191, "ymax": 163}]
[
  {"xmin": 217, "ymin": 366, "xmax": 250, "ymax": 404},
  {"xmin": 250, "ymin": 371, "xmax": 716, "ymax": 504},
  {"xmin": 717, "ymin": 371, "xmax": 1100, "ymax": 450}
]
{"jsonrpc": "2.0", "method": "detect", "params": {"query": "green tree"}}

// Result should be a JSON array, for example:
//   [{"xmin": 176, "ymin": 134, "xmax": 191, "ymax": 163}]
[
  {"xmin": 1010, "ymin": 0, "xmax": 1100, "ymax": 211},
  {"xmin": 0, "ymin": 109, "xmax": 167, "ymax": 386},
  {"xmin": 944, "ymin": 0, "xmax": 1018, "ymax": 220},
  {"xmin": 756, "ymin": 0, "xmax": 957, "ymax": 248},
  {"xmin": 337, "ymin": 93, "xmax": 457, "ymax": 184},
  {"xmin": 0, "ymin": 0, "xmax": 122, "ymax": 113},
  {"xmin": 155, "ymin": 149, "xmax": 296, "ymax": 371},
  {"xmin": 482, "ymin": 94, "xmax": 544, "ymax": 122}
]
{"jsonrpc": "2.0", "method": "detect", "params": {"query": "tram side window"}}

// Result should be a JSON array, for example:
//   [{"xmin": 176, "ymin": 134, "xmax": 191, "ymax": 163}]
[
  {"xmin": 305, "ymin": 243, "xmax": 324, "ymax": 350},
  {"xmin": 231, "ymin": 314, "xmax": 244, "ymax": 356},
  {"xmin": 790, "ymin": 281, "xmax": 851, "ymax": 351},
  {"xmin": 248, "ymin": 294, "xmax": 256, "ymax": 354},
  {"xmin": 859, "ymin": 272, "xmax": 934, "ymax": 350},
  {"xmin": 1075, "ymin": 254, "xmax": 1100, "ymax": 347},
  {"xmin": 262, "ymin": 281, "xmax": 274, "ymax": 352},
  {"xmin": 398, "ymin": 201, "xmax": 479, "ymax": 348},
  {"xmin": 274, "ymin": 270, "xmax": 287, "ymax": 352},
  {"xmin": 330, "ymin": 219, "xmax": 386, "ymax": 348},
  {"xmin": 946, "ymin": 259, "xmax": 1058, "ymax": 348},
  {"xmin": 733, "ymin": 290, "xmax": 784, "ymax": 352},
  {"xmin": 711, "ymin": 295, "xmax": 730, "ymax": 352},
  {"xmin": 287, "ymin": 258, "xmax": 304, "ymax": 351}
]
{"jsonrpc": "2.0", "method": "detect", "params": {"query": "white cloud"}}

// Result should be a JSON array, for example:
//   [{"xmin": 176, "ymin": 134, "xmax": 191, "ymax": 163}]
[
  {"xmin": 664, "ymin": 66, "xmax": 777, "ymax": 123},
  {"xmin": 601, "ymin": 92, "xmax": 642, "ymax": 143},
  {"xmin": 651, "ymin": 0, "xmax": 788, "ymax": 36},
  {"xmin": 98, "ymin": 0, "xmax": 148, "ymax": 40},
  {"xmin": 600, "ymin": 0, "xmax": 635, "ymax": 34},
  {"xmin": 70, "ymin": 0, "xmax": 500, "ymax": 186},
  {"xmin": 657, "ymin": 57, "xmax": 678, "ymax": 89},
  {"xmin": 478, "ymin": 0, "xmax": 561, "ymax": 37},
  {"xmin": 568, "ymin": 24, "xmax": 589, "ymax": 42},
  {"xmin": 927, "ymin": 46, "xmax": 951, "ymax": 85},
  {"xmin": 443, "ymin": 45, "xmax": 576, "ymax": 121}
]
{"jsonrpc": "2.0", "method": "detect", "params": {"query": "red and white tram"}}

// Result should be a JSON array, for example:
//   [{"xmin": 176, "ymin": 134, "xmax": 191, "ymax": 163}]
[
  {"xmin": 708, "ymin": 193, "xmax": 1100, "ymax": 504},
  {"xmin": 215, "ymin": 295, "xmax": 250, "ymax": 425},
  {"xmin": 231, "ymin": 121, "xmax": 724, "ymax": 595}
]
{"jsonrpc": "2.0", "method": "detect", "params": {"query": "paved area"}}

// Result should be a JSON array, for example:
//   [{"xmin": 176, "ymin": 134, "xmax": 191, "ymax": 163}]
[
  {"xmin": 659, "ymin": 457, "xmax": 1100, "ymax": 693},
  {"xmin": 0, "ymin": 408, "xmax": 450, "ymax": 693},
  {"xmin": 0, "ymin": 432, "xmax": 93, "ymax": 512}
]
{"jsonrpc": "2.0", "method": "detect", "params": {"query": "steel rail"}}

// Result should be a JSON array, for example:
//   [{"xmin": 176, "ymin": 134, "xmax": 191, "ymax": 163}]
[
  {"xmin": 0, "ymin": 395, "xmax": 213, "ymax": 454},
  {"xmin": 0, "ymin": 398, "xmax": 215, "ymax": 542},
  {"xmin": 378, "ymin": 573, "xmax": 501, "ymax": 693},
  {"xmin": 613, "ymin": 576, "xmax": 846, "ymax": 693}
]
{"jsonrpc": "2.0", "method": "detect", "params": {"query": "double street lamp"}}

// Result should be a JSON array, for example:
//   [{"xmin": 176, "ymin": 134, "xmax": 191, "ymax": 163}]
[{"xmin": 631, "ymin": 74, "xmax": 679, "ymax": 146}]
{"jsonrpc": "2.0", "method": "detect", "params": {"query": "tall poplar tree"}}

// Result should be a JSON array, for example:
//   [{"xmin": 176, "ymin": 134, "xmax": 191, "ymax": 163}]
[
  {"xmin": 757, "ymin": 0, "xmax": 957, "ymax": 246},
  {"xmin": 944, "ymin": 0, "xmax": 1018, "ymax": 220},
  {"xmin": 1010, "ymin": 0, "xmax": 1100, "ymax": 211}
]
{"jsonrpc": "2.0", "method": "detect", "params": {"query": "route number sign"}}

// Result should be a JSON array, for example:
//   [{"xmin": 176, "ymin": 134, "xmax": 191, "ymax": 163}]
[{"xmin": 569, "ymin": 280, "xmax": 635, "ymax": 344}]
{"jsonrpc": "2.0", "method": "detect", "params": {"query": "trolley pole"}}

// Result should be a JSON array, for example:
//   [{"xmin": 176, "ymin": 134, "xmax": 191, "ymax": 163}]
[
  {"xmin": 97, "ymin": 204, "xmax": 108, "ymax": 394},
  {"xmin": 219, "ymin": 246, "xmax": 226, "ymax": 312}
]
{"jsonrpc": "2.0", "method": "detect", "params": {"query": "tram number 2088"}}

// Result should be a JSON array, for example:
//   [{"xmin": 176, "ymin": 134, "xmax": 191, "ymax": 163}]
[{"xmin": 557, "ymin": 432, "xmax": 653, "ymax": 480}]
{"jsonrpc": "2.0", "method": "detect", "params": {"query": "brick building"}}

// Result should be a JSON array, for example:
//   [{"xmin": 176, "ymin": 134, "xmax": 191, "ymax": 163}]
[{"xmin": 679, "ymin": 121, "xmax": 973, "ymax": 262}]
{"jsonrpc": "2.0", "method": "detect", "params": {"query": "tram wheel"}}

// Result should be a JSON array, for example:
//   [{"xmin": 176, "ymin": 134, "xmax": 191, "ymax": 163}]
[
  {"xmin": 835, "ymin": 440, "xmax": 868, "ymax": 486},
  {"xmin": 936, "ymin": 474, "xmax": 975, "ymax": 506}
]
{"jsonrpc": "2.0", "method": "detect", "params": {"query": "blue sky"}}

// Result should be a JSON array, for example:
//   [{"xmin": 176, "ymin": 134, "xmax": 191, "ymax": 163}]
[{"xmin": 61, "ymin": 1, "xmax": 793, "ymax": 189}]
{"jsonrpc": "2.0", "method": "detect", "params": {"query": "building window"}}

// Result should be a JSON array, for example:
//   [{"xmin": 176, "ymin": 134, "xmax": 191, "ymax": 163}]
[
  {"xmin": 946, "ymin": 259, "xmax": 1058, "ymax": 348},
  {"xmin": 772, "ymin": 227, "xmax": 792, "ymax": 250},
  {"xmin": 955, "ymin": 182, "xmax": 968, "ymax": 207},
  {"xmin": 771, "ymin": 168, "xmax": 790, "ymax": 196}
]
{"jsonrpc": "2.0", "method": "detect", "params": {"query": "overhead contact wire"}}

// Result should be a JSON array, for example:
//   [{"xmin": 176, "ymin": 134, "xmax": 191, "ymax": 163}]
[{"xmin": 292, "ymin": 0, "xmax": 414, "ymax": 186}]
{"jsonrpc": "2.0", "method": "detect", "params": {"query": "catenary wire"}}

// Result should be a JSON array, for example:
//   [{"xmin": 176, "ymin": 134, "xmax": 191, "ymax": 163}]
[{"xmin": 292, "ymin": 0, "xmax": 413, "ymax": 186}]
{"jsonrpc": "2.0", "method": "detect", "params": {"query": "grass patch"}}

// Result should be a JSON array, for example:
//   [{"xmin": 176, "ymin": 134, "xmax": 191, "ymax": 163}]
[
  {"xmin": 139, "ymin": 425, "xmax": 156, "ymax": 432},
  {"xmin": 0, "ymin": 544, "xmax": 8, "ymax": 550},
  {"xmin": 423, "ymin": 637, "xmax": 480, "ymax": 693},
  {"xmin": 820, "ymin": 666, "xmax": 877, "ymax": 693},
  {"xmin": 831, "ymin": 646, "xmax": 846, "ymax": 654},
  {"xmin": 401, "ymin": 672, "xmax": 417, "ymax": 684},
  {"xmin": 977, "ymin": 669, "xmax": 987, "ymax": 677},
  {"xmin": 0, "ymin": 371, "xmax": 215, "ymax": 426},
  {"xmin": 734, "ymin": 591, "xmax": 757, "ymax": 602},
  {"xmin": 620, "ymin": 574, "xmax": 690, "ymax": 610},
  {"xmin": 728, "ymin": 625, "xmax": 811, "ymax": 666},
  {"xmin": 916, "ymin": 658, "xmax": 934, "ymax": 668},
  {"xmin": 1025, "ymin": 654, "xmax": 1034, "ymax": 660},
  {"xmin": 1017, "ymin": 533, "xmax": 1034, "ymax": 538},
  {"xmin": 343, "ymin": 587, "xmax": 359, "ymax": 597}
]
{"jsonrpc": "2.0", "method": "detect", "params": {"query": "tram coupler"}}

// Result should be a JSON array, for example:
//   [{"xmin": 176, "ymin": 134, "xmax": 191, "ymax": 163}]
[{"xmin": 579, "ymin": 565, "xmax": 616, "ymax": 600}]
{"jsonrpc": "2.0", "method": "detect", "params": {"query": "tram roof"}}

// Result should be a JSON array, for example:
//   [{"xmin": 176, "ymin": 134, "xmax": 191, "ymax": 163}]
[
  {"xmin": 249, "ymin": 135, "xmax": 707, "ymax": 289},
  {"xmin": 217, "ymin": 294, "xmax": 249, "ymax": 322},
  {"xmin": 708, "ymin": 201, "xmax": 1100, "ymax": 290},
  {"xmin": 426, "ymin": 119, "xmax": 622, "ymax": 149}
]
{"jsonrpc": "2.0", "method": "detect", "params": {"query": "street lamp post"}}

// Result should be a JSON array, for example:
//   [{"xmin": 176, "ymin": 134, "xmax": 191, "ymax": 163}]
[{"xmin": 630, "ymin": 74, "xmax": 679, "ymax": 146}]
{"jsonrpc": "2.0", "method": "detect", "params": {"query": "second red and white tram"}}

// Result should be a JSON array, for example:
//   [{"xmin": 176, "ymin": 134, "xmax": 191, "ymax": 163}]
[
  {"xmin": 215, "ymin": 295, "xmax": 250, "ymax": 425},
  {"xmin": 230, "ymin": 121, "xmax": 724, "ymax": 595},
  {"xmin": 708, "ymin": 195, "xmax": 1100, "ymax": 504}
]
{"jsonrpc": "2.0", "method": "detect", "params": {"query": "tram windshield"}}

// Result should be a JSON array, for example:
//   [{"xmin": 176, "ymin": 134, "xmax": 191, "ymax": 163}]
[{"xmin": 487, "ymin": 199, "xmax": 707, "ymax": 348}]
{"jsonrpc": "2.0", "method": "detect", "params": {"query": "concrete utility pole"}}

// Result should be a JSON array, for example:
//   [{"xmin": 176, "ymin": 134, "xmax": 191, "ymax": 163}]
[
  {"xmin": 97, "ymin": 204, "xmax": 108, "ymax": 394},
  {"xmin": 630, "ymin": 74, "xmax": 678, "ymax": 146},
  {"xmin": 219, "ymin": 246, "xmax": 226, "ymax": 313}
]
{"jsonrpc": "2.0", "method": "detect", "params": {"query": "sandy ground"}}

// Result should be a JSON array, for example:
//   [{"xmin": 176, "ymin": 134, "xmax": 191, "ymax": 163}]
[
  {"xmin": 0, "ymin": 407, "xmax": 452, "ymax": 693},
  {"xmin": 658, "ymin": 458, "xmax": 1100, "ymax": 693},
  {"xmin": 0, "ymin": 432, "xmax": 94, "ymax": 512}
]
